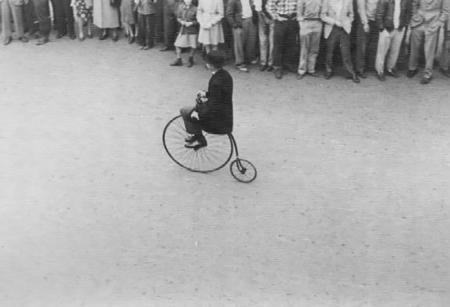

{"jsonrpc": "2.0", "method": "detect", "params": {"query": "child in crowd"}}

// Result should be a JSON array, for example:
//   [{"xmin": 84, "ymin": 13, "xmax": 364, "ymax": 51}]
[
  {"xmin": 121, "ymin": 0, "xmax": 137, "ymax": 43},
  {"xmin": 71, "ymin": 0, "xmax": 93, "ymax": 40},
  {"xmin": 136, "ymin": 0, "xmax": 157, "ymax": 50},
  {"xmin": 170, "ymin": 0, "xmax": 198, "ymax": 67}
]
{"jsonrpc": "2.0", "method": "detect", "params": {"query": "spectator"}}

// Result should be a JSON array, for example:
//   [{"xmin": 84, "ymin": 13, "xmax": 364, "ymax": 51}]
[
  {"xmin": 170, "ymin": 0, "xmax": 198, "ymax": 66},
  {"xmin": 439, "ymin": 16, "xmax": 450, "ymax": 77},
  {"xmin": 121, "ymin": 0, "xmax": 137, "ymax": 43},
  {"xmin": 374, "ymin": 0, "xmax": 412, "ymax": 81},
  {"xmin": 197, "ymin": 0, "xmax": 225, "ymax": 54},
  {"xmin": 255, "ymin": 0, "xmax": 274, "ymax": 71},
  {"xmin": 160, "ymin": 0, "xmax": 180, "ymax": 51},
  {"xmin": 296, "ymin": 0, "xmax": 322, "ymax": 79},
  {"xmin": 354, "ymin": 0, "xmax": 380, "ymax": 78},
  {"xmin": 226, "ymin": 0, "xmax": 258, "ymax": 72},
  {"xmin": 51, "ymin": 0, "xmax": 76, "ymax": 39},
  {"xmin": 136, "ymin": 0, "xmax": 158, "ymax": 49},
  {"xmin": 93, "ymin": 0, "xmax": 120, "ymax": 41},
  {"xmin": 408, "ymin": 0, "xmax": 450, "ymax": 84},
  {"xmin": 71, "ymin": 0, "xmax": 93, "ymax": 41},
  {"xmin": 266, "ymin": 0, "xmax": 299, "ymax": 79},
  {"xmin": 1, "ymin": 0, "xmax": 29, "ymax": 45},
  {"xmin": 33, "ymin": 0, "xmax": 51, "ymax": 45},
  {"xmin": 321, "ymin": 0, "xmax": 360, "ymax": 83}
]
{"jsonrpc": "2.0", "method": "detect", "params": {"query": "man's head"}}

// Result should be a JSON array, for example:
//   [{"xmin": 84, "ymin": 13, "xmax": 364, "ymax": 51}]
[{"xmin": 205, "ymin": 51, "xmax": 225, "ymax": 70}]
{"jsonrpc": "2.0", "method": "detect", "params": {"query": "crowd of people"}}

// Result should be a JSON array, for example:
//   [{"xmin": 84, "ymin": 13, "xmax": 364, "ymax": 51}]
[{"xmin": 1, "ymin": 0, "xmax": 450, "ymax": 84}]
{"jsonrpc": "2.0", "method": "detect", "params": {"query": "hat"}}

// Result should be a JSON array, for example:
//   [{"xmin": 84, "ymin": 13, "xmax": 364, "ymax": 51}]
[{"xmin": 205, "ymin": 50, "xmax": 225, "ymax": 68}]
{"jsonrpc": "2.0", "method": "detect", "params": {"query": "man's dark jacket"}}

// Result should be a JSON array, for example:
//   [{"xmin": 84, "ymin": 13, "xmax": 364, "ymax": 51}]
[
  {"xmin": 197, "ymin": 69, "xmax": 234, "ymax": 134},
  {"xmin": 376, "ymin": 0, "xmax": 412, "ymax": 31}
]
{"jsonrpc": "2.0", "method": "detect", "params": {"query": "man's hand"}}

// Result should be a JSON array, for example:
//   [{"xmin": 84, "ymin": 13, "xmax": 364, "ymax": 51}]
[
  {"xmin": 363, "ymin": 23, "xmax": 369, "ymax": 33},
  {"xmin": 191, "ymin": 111, "xmax": 199, "ymax": 120}
]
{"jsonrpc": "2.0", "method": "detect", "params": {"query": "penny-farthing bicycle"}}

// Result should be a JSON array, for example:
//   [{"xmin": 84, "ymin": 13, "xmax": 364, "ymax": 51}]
[{"xmin": 162, "ymin": 115, "xmax": 257, "ymax": 183}]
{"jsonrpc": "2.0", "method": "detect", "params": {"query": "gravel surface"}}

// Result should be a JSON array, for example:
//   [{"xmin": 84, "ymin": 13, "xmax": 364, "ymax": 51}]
[{"xmin": 1, "ymin": 37, "xmax": 450, "ymax": 307}]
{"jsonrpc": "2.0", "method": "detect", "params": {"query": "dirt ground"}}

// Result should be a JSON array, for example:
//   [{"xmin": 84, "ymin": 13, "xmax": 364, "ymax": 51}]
[{"xmin": 1, "ymin": 38, "xmax": 450, "ymax": 307}]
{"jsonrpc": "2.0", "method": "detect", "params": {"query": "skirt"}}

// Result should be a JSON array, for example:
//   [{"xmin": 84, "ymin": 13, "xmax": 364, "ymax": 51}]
[
  {"xmin": 120, "ymin": 0, "xmax": 135, "ymax": 25},
  {"xmin": 175, "ymin": 33, "xmax": 198, "ymax": 48},
  {"xmin": 198, "ymin": 22, "xmax": 224, "ymax": 45}
]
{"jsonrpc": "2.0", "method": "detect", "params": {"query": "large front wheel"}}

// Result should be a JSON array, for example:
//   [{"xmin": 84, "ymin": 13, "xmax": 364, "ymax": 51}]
[{"xmin": 162, "ymin": 115, "xmax": 234, "ymax": 173}]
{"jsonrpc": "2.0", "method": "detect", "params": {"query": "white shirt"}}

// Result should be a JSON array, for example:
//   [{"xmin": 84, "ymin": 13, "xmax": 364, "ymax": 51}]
[
  {"xmin": 241, "ymin": 0, "xmax": 253, "ymax": 18},
  {"xmin": 393, "ymin": 0, "xmax": 401, "ymax": 29}
]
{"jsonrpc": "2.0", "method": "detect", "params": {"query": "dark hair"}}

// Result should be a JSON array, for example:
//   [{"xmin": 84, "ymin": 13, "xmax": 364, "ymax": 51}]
[{"xmin": 205, "ymin": 50, "xmax": 225, "ymax": 69}]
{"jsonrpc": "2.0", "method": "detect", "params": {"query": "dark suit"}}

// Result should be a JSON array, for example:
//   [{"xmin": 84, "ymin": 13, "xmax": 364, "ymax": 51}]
[
  {"xmin": 50, "ymin": 0, "xmax": 75, "ymax": 36},
  {"xmin": 181, "ymin": 68, "xmax": 234, "ymax": 136},
  {"xmin": 162, "ymin": 0, "xmax": 180, "ymax": 48}
]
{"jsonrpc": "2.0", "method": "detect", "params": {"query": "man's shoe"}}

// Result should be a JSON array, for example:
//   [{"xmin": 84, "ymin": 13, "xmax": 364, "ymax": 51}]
[
  {"xmin": 296, "ymin": 73, "xmax": 305, "ymax": 80},
  {"xmin": 386, "ymin": 68, "xmax": 399, "ymax": 78},
  {"xmin": 185, "ymin": 135, "xmax": 198, "ymax": 143},
  {"xmin": 36, "ymin": 37, "xmax": 49, "ymax": 45},
  {"xmin": 184, "ymin": 137, "xmax": 207, "ymax": 150},
  {"xmin": 170, "ymin": 58, "xmax": 183, "ymax": 66},
  {"xmin": 19, "ymin": 36, "xmax": 29, "ymax": 43},
  {"xmin": 267, "ymin": 66, "xmax": 274, "ymax": 72},
  {"xmin": 324, "ymin": 71, "xmax": 333, "ymax": 79},
  {"xmin": 187, "ymin": 56, "xmax": 194, "ymax": 67},
  {"xmin": 56, "ymin": 32, "xmax": 64, "ymax": 39},
  {"xmin": 407, "ymin": 69, "xmax": 418, "ymax": 78},
  {"xmin": 377, "ymin": 72, "xmax": 386, "ymax": 81},
  {"xmin": 112, "ymin": 32, "xmax": 119, "ymax": 41},
  {"xmin": 274, "ymin": 69, "xmax": 283, "ymax": 79},
  {"xmin": 420, "ymin": 74, "xmax": 432, "ymax": 84},
  {"xmin": 237, "ymin": 64, "xmax": 249, "ymax": 72},
  {"xmin": 160, "ymin": 46, "xmax": 174, "ymax": 51},
  {"xmin": 308, "ymin": 72, "xmax": 320, "ymax": 78},
  {"xmin": 440, "ymin": 68, "xmax": 450, "ymax": 78},
  {"xmin": 3, "ymin": 36, "xmax": 12, "ymax": 45},
  {"xmin": 69, "ymin": 33, "xmax": 76, "ymax": 40},
  {"xmin": 352, "ymin": 73, "xmax": 360, "ymax": 83},
  {"xmin": 259, "ymin": 64, "xmax": 268, "ymax": 71}
]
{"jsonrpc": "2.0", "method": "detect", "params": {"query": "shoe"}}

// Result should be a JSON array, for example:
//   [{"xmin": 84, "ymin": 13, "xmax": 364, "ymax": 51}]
[
  {"xmin": 19, "ymin": 36, "xmax": 29, "ymax": 43},
  {"xmin": 56, "ymin": 32, "xmax": 64, "ymax": 39},
  {"xmin": 237, "ymin": 64, "xmax": 249, "ymax": 72},
  {"xmin": 99, "ymin": 31, "xmax": 108, "ymax": 40},
  {"xmin": 357, "ymin": 71, "xmax": 367, "ymax": 79},
  {"xmin": 185, "ymin": 135, "xmax": 198, "ymax": 143},
  {"xmin": 407, "ymin": 69, "xmax": 418, "ymax": 78},
  {"xmin": 386, "ymin": 68, "xmax": 399, "ymax": 78},
  {"xmin": 296, "ymin": 73, "xmax": 305, "ymax": 80},
  {"xmin": 143, "ymin": 45, "xmax": 152, "ymax": 50},
  {"xmin": 69, "ymin": 33, "xmax": 76, "ymax": 40},
  {"xmin": 128, "ymin": 36, "xmax": 135, "ymax": 44},
  {"xmin": 377, "ymin": 72, "xmax": 386, "ymax": 81},
  {"xmin": 352, "ymin": 73, "xmax": 360, "ymax": 83},
  {"xmin": 87, "ymin": 32, "xmax": 93, "ymax": 39},
  {"xmin": 170, "ymin": 58, "xmax": 183, "ymax": 66},
  {"xmin": 420, "ymin": 74, "xmax": 432, "ymax": 84},
  {"xmin": 3, "ymin": 36, "xmax": 12, "ymax": 45},
  {"xmin": 260, "ymin": 64, "xmax": 268, "ymax": 71},
  {"xmin": 184, "ymin": 136, "xmax": 207, "ymax": 150},
  {"xmin": 36, "ymin": 37, "xmax": 49, "ymax": 45},
  {"xmin": 187, "ymin": 57, "xmax": 194, "ymax": 68},
  {"xmin": 160, "ymin": 46, "xmax": 175, "ymax": 51},
  {"xmin": 439, "ymin": 68, "xmax": 450, "ymax": 78},
  {"xmin": 267, "ymin": 66, "xmax": 274, "ymax": 72},
  {"xmin": 324, "ymin": 71, "xmax": 333, "ymax": 79},
  {"xmin": 274, "ymin": 69, "xmax": 283, "ymax": 79},
  {"xmin": 308, "ymin": 72, "xmax": 320, "ymax": 78},
  {"xmin": 78, "ymin": 35, "xmax": 85, "ymax": 41}
]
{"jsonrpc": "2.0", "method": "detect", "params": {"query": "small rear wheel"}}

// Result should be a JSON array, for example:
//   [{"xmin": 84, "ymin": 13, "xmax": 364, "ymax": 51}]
[{"xmin": 229, "ymin": 158, "xmax": 257, "ymax": 183}]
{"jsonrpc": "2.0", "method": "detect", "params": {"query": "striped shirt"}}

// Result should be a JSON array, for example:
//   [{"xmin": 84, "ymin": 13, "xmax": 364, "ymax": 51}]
[{"xmin": 266, "ymin": 0, "xmax": 298, "ymax": 19}]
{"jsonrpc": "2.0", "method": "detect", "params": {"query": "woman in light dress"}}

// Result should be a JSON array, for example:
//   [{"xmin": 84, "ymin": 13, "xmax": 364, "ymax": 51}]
[{"xmin": 197, "ymin": 0, "xmax": 224, "ymax": 54}]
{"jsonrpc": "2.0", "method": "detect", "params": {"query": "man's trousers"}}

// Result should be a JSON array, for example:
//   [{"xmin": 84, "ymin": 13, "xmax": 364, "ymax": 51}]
[
  {"xmin": 32, "ymin": 0, "xmax": 51, "ymax": 38},
  {"xmin": 375, "ymin": 28, "xmax": 405, "ymax": 74},
  {"xmin": 272, "ymin": 19, "xmax": 299, "ymax": 71},
  {"xmin": 326, "ymin": 26, "xmax": 354, "ymax": 75},
  {"xmin": 50, "ymin": 0, "xmax": 74, "ymax": 36},
  {"xmin": 298, "ymin": 20, "xmax": 322, "ymax": 75},
  {"xmin": 354, "ymin": 19, "xmax": 379, "ymax": 73},
  {"xmin": 232, "ymin": 17, "xmax": 257, "ymax": 65},
  {"xmin": 257, "ymin": 11, "xmax": 274, "ymax": 67},
  {"xmin": 1, "ymin": 0, "xmax": 25, "ymax": 40},
  {"xmin": 409, "ymin": 24, "xmax": 439, "ymax": 76}
]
